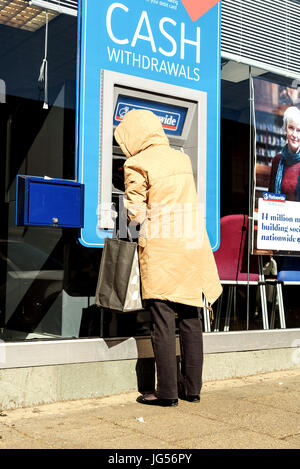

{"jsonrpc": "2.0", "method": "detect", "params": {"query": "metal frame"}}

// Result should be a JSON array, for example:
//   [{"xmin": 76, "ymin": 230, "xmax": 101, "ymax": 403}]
[
  {"xmin": 213, "ymin": 279, "xmax": 268, "ymax": 332},
  {"xmin": 212, "ymin": 257, "xmax": 289, "ymax": 333}
]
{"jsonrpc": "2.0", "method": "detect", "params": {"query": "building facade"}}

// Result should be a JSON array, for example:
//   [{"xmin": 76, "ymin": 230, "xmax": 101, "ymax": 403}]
[{"xmin": 0, "ymin": 0, "xmax": 299, "ymax": 407}]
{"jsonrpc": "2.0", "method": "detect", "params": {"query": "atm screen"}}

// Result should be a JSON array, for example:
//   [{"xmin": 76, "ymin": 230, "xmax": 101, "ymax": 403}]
[{"xmin": 113, "ymin": 95, "xmax": 187, "ymax": 136}]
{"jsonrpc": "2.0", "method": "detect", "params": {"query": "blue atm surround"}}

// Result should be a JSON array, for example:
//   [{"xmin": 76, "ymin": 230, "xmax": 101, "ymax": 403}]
[{"xmin": 16, "ymin": 175, "xmax": 84, "ymax": 228}]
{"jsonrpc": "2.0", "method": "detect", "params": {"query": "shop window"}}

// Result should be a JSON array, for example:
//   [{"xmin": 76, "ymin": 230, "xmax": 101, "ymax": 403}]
[
  {"xmin": 0, "ymin": 17, "xmax": 298, "ymax": 342},
  {"xmin": 218, "ymin": 60, "xmax": 300, "ymax": 331},
  {"xmin": 0, "ymin": 8, "xmax": 151, "ymax": 341},
  {"xmin": 0, "ymin": 12, "xmax": 96, "ymax": 340}
]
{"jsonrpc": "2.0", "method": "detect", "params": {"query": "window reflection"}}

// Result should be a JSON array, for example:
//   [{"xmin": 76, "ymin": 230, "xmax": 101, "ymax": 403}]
[
  {"xmin": 0, "ymin": 13, "xmax": 79, "ymax": 340},
  {"xmin": 0, "ymin": 20, "xmax": 298, "ymax": 341},
  {"xmin": 217, "ymin": 61, "xmax": 300, "ymax": 331}
]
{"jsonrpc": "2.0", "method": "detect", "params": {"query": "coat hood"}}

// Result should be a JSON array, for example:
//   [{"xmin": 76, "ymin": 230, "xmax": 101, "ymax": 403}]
[{"xmin": 114, "ymin": 109, "xmax": 169, "ymax": 158}]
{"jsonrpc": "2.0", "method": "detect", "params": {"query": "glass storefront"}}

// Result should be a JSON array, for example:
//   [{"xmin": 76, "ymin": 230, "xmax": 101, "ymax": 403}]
[
  {"xmin": 221, "ymin": 61, "xmax": 300, "ymax": 331},
  {"xmin": 0, "ymin": 7, "xmax": 299, "ymax": 345}
]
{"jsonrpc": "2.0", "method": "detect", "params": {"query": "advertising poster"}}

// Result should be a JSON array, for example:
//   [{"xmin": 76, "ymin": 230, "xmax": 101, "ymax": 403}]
[
  {"xmin": 252, "ymin": 76, "xmax": 300, "ymax": 255},
  {"xmin": 76, "ymin": 0, "xmax": 221, "ymax": 248}
]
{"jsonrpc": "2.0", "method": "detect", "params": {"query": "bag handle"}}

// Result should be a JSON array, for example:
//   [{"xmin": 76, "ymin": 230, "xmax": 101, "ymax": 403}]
[{"xmin": 115, "ymin": 226, "xmax": 134, "ymax": 243}]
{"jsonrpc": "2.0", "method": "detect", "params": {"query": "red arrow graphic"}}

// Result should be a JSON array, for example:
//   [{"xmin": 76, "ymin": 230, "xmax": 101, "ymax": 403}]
[{"xmin": 181, "ymin": 0, "xmax": 221, "ymax": 22}]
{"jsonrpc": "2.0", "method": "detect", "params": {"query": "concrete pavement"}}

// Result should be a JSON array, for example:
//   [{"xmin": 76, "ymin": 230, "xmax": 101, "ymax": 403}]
[{"xmin": 0, "ymin": 369, "xmax": 299, "ymax": 450}]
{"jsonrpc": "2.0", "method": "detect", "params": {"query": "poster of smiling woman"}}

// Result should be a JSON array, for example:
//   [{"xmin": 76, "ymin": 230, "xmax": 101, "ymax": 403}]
[{"xmin": 252, "ymin": 76, "xmax": 300, "ymax": 255}]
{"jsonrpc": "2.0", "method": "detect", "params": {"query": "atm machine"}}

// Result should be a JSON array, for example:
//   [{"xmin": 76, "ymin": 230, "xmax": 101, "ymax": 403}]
[
  {"xmin": 97, "ymin": 70, "xmax": 207, "ymax": 235},
  {"xmin": 93, "ymin": 70, "xmax": 209, "ymax": 335}
]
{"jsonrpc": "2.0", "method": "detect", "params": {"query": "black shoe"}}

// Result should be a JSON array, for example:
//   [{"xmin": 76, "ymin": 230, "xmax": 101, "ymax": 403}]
[
  {"xmin": 136, "ymin": 395, "xmax": 178, "ymax": 407},
  {"xmin": 179, "ymin": 393, "xmax": 200, "ymax": 403}
]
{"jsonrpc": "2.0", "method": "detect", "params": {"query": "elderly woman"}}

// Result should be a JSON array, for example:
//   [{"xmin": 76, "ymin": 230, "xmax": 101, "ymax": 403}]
[
  {"xmin": 114, "ymin": 109, "xmax": 222, "ymax": 407},
  {"xmin": 268, "ymin": 106, "xmax": 300, "ymax": 201}
]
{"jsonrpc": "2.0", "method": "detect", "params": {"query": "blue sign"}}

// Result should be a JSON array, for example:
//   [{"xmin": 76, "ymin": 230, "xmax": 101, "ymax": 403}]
[
  {"xmin": 114, "ymin": 96, "xmax": 187, "ymax": 136},
  {"xmin": 76, "ymin": 0, "xmax": 221, "ymax": 249}
]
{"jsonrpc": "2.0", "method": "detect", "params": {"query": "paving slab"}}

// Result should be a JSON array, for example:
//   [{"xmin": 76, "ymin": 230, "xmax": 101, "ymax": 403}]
[
  {"xmin": 174, "ymin": 429, "xmax": 298, "ymax": 450},
  {"xmin": 0, "ymin": 369, "xmax": 299, "ymax": 450},
  {"xmin": 246, "ymin": 390, "xmax": 300, "ymax": 413}
]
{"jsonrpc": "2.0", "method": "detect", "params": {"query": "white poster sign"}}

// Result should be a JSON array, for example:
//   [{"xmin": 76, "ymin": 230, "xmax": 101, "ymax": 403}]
[
  {"xmin": 257, "ymin": 195, "xmax": 300, "ymax": 251},
  {"xmin": 252, "ymin": 76, "xmax": 300, "ymax": 255}
]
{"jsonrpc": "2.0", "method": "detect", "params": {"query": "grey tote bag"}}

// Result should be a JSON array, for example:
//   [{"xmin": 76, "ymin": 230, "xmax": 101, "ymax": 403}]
[{"xmin": 95, "ymin": 237, "xmax": 143, "ymax": 312}]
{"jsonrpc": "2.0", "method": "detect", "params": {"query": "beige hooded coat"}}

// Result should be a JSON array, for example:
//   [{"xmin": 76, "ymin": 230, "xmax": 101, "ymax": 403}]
[{"xmin": 114, "ymin": 109, "xmax": 222, "ymax": 307}]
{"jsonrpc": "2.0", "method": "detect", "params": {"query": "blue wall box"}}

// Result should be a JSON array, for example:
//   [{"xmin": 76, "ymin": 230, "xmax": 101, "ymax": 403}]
[{"xmin": 16, "ymin": 175, "xmax": 84, "ymax": 228}]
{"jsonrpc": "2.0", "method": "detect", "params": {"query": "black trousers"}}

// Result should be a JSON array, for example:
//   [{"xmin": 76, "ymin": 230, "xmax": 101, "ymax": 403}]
[{"xmin": 147, "ymin": 300, "xmax": 203, "ymax": 399}]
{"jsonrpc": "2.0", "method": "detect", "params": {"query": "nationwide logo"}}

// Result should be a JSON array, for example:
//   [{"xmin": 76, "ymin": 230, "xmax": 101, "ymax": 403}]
[
  {"xmin": 262, "ymin": 192, "xmax": 286, "ymax": 202},
  {"xmin": 115, "ymin": 102, "xmax": 180, "ymax": 132}
]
